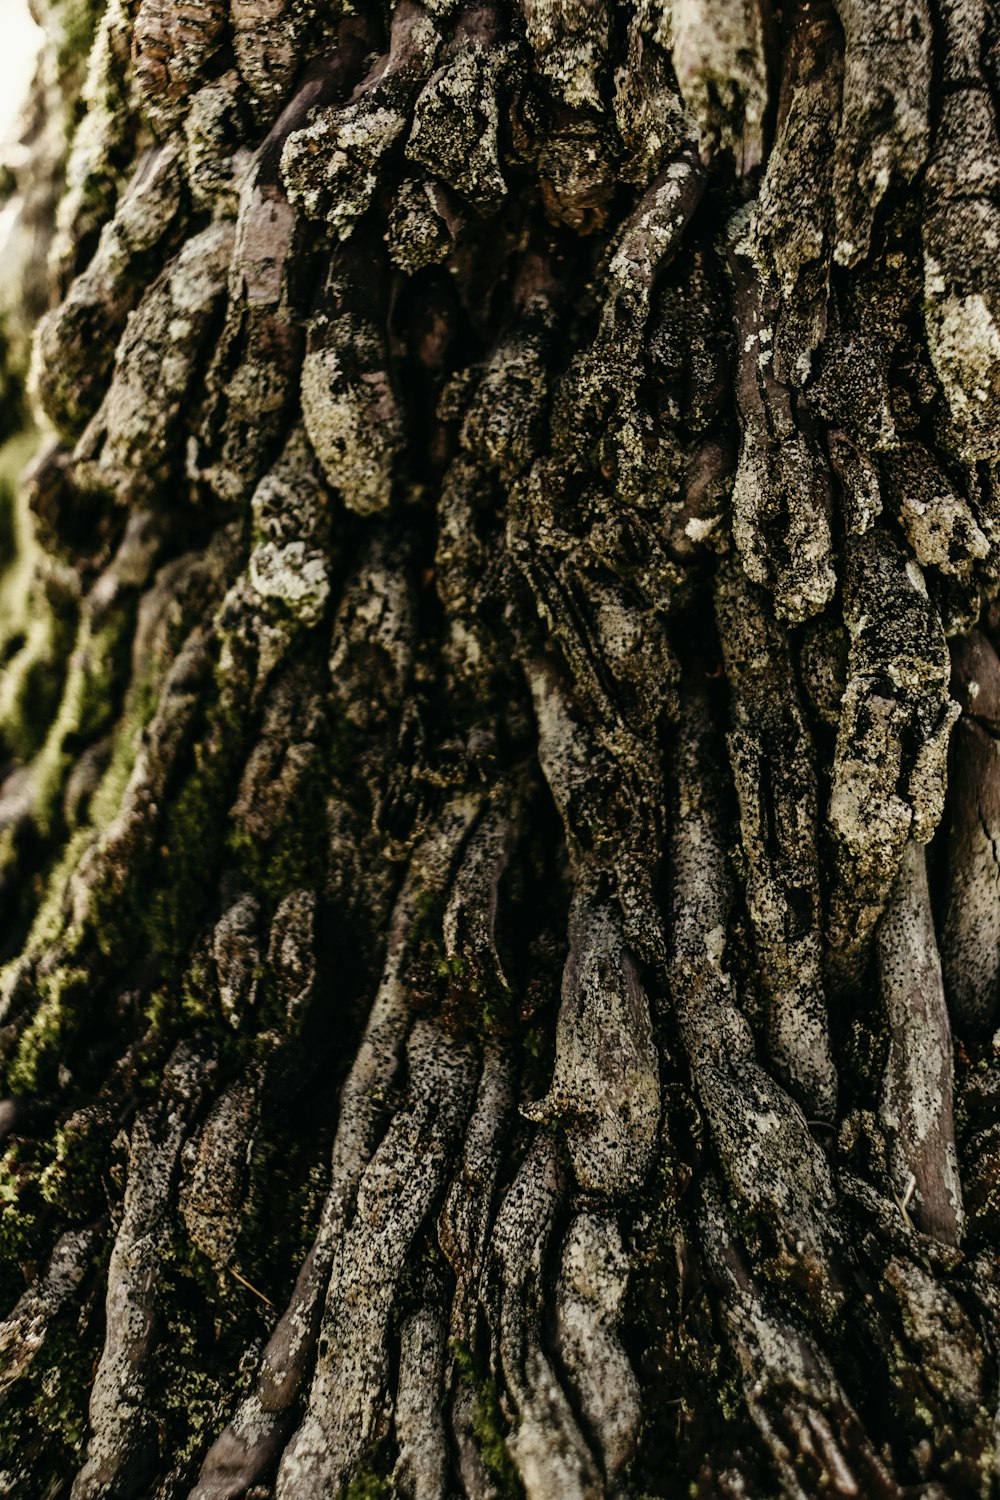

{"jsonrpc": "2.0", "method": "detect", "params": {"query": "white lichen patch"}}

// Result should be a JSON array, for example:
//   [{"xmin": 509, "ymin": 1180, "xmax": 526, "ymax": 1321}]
[
  {"xmin": 731, "ymin": 433, "xmax": 837, "ymax": 625},
  {"xmin": 555, "ymin": 1214, "xmax": 640, "ymax": 1485},
  {"xmin": 300, "ymin": 332, "xmax": 403, "ymax": 516},
  {"xmin": 250, "ymin": 542, "xmax": 331, "ymax": 625},
  {"xmin": 522, "ymin": 0, "xmax": 610, "ymax": 112},
  {"xmin": 669, "ymin": 0, "xmax": 770, "ymax": 173},
  {"xmin": 279, "ymin": 7, "xmax": 440, "ymax": 235},
  {"xmin": 522, "ymin": 896, "xmax": 660, "ymax": 1195},
  {"xmin": 926, "ymin": 287, "xmax": 1000, "ymax": 420},
  {"xmin": 249, "ymin": 430, "xmax": 333, "ymax": 627},
  {"xmin": 406, "ymin": 44, "xmax": 512, "ymax": 207}
]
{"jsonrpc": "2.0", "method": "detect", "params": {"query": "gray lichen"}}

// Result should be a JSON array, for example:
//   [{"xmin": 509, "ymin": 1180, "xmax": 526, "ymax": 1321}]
[{"xmin": 4, "ymin": 2, "xmax": 1000, "ymax": 1496}]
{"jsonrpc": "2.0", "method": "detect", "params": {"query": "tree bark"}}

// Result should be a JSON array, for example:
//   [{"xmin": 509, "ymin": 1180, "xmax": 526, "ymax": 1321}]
[{"xmin": 1, "ymin": 1, "xmax": 1000, "ymax": 1496}]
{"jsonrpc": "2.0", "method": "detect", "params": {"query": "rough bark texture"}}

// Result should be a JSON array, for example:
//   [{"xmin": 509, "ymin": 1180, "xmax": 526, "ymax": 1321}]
[{"xmin": 2, "ymin": 1, "xmax": 1000, "ymax": 1497}]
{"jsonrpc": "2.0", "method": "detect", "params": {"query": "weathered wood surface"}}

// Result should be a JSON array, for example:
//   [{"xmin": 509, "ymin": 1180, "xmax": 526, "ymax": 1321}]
[{"xmin": 0, "ymin": 1, "xmax": 999, "ymax": 1496}]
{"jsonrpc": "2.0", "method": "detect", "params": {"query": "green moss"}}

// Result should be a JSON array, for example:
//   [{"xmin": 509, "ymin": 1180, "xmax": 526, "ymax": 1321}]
[
  {"xmin": 19, "ymin": 829, "xmax": 92, "ymax": 955},
  {"xmin": 164, "ymin": 1360, "xmax": 231, "ymax": 1471},
  {"xmin": 55, "ymin": 0, "xmax": 101, "ymax": 76},
  {"xmin": 450, "ymin": 1341, "xmax": 522, "ymax": 1496},
  {"xmin": 0, "ymin": 428, "xmax": 83, "ymax": 773},
  {"xmin": 342, "ymin": 1470, "xmax": 392, "ymax": 1500},
  {"xmin": 0, "ymin": 467, "xmax": 15, "ymax": 566},
  {"xmin": 0, "ymin": 1198, "xmax": 41, "ymax": 1312},
  {"xmin": 38, "ymin": 1108, "xmax": 109, "ymax": 1215},
  {"xmin": 440, "ymin": 956, "xmax": 515, "ymax": 1039},
  {"xmin": 0, "ymin": 317, "xmax": 25, "ymax": 435},
  {"xmin": 33, "ymin": 603, "xmax": 135, "ymax": 835},
  {"xmin": 0, "ymin": 627, "xmax": 76, "ymax": 765},
  {"xmin": 235, "ymin": 1107, "xmax": 331, "ymax": 1297},
  {"xmin": 139, "ymin": 688, "xmax": 247, "ymax": 963},
  {"xmin": 227, "ymin": 744, "xmax": 330, "ymax": 913},
  {"xmin": 84, "ymin": 666, "xmax": 248, "ymax": 976},
  {"xmin": 152, "ymin": 1296, "xmax": 236, "ymax": 1472},
  {"xmin": 6, "ymin": 964, "xmax": 91, "ymax": 1097},
  {"xmin": 143, "ymin": 762, "xmax": 229, "ymax": 958},
  {"xmin": 0, "ymin": 1312, "xmax": 98, "ymax": 1489},
  {"xmin": 26, "ymin": 1320, "xmax": 91, "ymax": 1450},
  {"xmin": 401, "ymin": 888, "xmax": 519, "ymax": 1039},
  {"xmin": 0, "ymin": 1140, "xmax": 54, "ymax": 1312},
  {"xmin": 179, "ymin": 957, "xmax": 215, "ymax": 1026},
  {"xmin": 88, "ymin": 664, "xmax": 161, "ymax": 830},
  {"xmin": 399, "ymin": 887, "xmax": 448, "ymax": 1009},
  {"xmin": 519, "ymin": 1019, "xmax": 555, "ymax": 1100},
  {"xmin": 0, "ymin": 1193, "xmax": 102, "ymax": 1484},
  {"xmin": 0, "ymin": 427, "xmax": 44, "ymax": 649},
  {"xmin": 411, "ymin": 887, "xmax": 447, "ymax": 947},
  {"xmin": 141, "ymin": 1224, "xmax": 276, "ymax": 1488}
]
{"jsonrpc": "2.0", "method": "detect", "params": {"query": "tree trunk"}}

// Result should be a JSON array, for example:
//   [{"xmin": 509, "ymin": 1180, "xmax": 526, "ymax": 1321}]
[{"xmin": 1, "ymin": 0, "xmax": 1000, "ymax": 1495}]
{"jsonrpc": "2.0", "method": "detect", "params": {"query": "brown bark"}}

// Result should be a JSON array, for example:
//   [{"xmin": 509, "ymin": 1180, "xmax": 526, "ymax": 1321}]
[{"xmin": 0, "ymin": 1, "xmax": 999, "ymax": 1497}]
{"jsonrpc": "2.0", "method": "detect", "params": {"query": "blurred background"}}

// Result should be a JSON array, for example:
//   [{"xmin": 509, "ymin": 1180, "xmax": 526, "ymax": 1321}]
[{"xmin": 0, "ymin": 0, "xmax": 42, "ymax": 144}]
